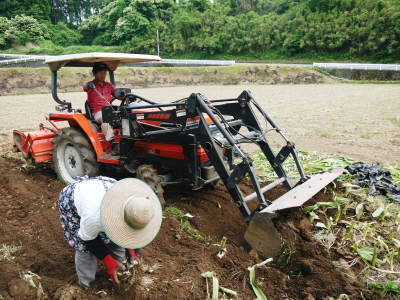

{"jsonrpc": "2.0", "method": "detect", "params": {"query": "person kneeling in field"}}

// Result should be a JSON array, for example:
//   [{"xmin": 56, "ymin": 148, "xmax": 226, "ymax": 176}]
[{"xmin": 58, "ymin": 176, "xmax": 162, "ymax": 289}]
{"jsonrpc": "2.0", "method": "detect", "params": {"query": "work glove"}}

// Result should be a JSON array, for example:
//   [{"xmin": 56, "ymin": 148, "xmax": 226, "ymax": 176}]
[
  {"xmin": 86, "ymin": 82, "xmax": 95, "ymax": 90},
  {"xmin": 126, "ymin": 249, "xmax": 141, "ymax": 265},
  {"xmin": 102, "ymin": 254, "xmax": 123, "ymax": 284}
]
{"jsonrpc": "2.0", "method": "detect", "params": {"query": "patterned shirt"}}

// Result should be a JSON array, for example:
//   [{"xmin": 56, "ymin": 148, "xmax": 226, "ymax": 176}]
[{"xmin": 58, "ymin": 176, "xmax": 116, "ymax": 252}]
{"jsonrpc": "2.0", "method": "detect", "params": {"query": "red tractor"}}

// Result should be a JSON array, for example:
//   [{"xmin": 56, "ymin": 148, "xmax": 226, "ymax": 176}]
[{"xmin": 13, "ymin": 53, "xmax": 343, "ymax": 257}]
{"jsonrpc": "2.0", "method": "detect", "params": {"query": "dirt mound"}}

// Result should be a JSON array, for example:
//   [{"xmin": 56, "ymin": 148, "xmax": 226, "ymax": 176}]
[
  {"xmin": 0, "ymin": 157, "xmax": 378, "ymax": 299},
  {"xmin": 0, "ymin": 65, "xmax": 332, "ymax": 96}
]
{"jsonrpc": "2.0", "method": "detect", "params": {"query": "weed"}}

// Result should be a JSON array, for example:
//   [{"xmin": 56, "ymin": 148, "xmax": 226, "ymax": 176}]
[
  {"xmin": 164, "ymin": 207, "xmax": 212, "ymax": 243},
  {"xmin": 20, "ymin": 271, "xmax": 46, "ymax": 298},
  {"xmin": 369, "ymin": 281, "xmax": 400, "ymax": 297},
  {"xmin": 254, "ymin": 150, "xmax": 400, "ymax": 287},
  {"xmin": 253, "ymin": 150, "xmax": 354, "ymax": 180},
  {"xmin": 360, "ymin": 133, "xmax": 371, "ymax": 139},
  {"xmin": 277, "ymin": 242, "xmax": 296, "ymax": 266},
  {"xmin": 320, "ymin": 131, "xmax": 332, "ymax": 138},
  {"xmin": 0, "ymin": 244, "xmax": 21, "ymax": 262}
]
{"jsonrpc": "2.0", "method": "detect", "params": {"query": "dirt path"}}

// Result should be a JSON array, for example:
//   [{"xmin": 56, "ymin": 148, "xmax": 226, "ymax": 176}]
[{"xmin": 1, "ymin": 84, "xmax": 399, "ymax": 164}]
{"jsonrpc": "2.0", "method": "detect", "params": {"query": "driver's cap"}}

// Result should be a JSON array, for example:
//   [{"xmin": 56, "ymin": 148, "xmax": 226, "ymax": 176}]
[{"xmin": 92, "ymin": 62, "xmax": 109, "ymax": 73}]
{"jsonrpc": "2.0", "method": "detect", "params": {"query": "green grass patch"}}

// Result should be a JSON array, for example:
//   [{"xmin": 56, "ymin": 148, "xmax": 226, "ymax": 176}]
[
  {"xmin": 320, "ymin": 131, "xmax": 332, "ymax": 138},
  {"xmin": 253, "ymin": 150, "xmax": 354, "ymax": 180},
  {"xmin": 369, "ymin": 281, "xmax": 400, "ymax": 298},
  {"xmin": 164, "ymin": 206, "xmax": 211, "ymax": 244},
  {"xmin": 360, "ymin": 133, "xmax": 371, "ymax": 139}
]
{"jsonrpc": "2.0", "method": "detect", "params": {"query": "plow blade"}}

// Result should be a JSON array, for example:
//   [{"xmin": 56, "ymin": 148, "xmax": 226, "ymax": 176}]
[
  {"xmin": 262, "ymin": 167, "xmax": 345, "ymax": 213},
  {"xmin": 245, "ymin": 168, "xmax": 344, "ymax": 258}
]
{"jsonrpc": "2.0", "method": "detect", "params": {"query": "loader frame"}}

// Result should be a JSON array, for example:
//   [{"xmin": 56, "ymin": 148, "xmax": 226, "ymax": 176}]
[{"xmin": 103, "ymin": 90, "xmax": 308, "ymax": 220}]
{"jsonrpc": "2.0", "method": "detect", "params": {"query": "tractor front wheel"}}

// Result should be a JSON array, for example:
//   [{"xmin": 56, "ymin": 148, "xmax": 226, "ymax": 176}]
[
  {"xmin": 52, "ymin": 127, "xmax": 99, "ymax": 184},
  {"xmin": 136, "ymin": 164, "xmax": 165, "ymax": 206}
]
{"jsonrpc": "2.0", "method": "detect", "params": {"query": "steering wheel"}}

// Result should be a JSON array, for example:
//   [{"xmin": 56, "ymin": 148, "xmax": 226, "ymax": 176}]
[{"xmin": 110, "ymin": 94, "xmax": 137, "ymax": 106}]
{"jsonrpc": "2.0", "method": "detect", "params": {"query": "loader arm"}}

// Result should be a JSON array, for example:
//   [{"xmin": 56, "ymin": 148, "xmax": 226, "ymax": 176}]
[
  {"xmin": 186, "ymin": 92, "xmax": 343, "ymax": 257},
  {"xmin": 186, "ymin": 91, "xmax": 308, "ymax": 219}
]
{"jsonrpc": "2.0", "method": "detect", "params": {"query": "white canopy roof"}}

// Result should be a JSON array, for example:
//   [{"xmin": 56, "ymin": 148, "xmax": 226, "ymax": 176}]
[{"xmin": 44, "ymin": 52, "xmax": 161, "ymax": 71}]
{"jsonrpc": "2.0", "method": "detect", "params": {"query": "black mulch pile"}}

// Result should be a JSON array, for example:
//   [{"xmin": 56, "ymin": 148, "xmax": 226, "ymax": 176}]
[{"xmin": 346, "ymin": 162, "xmax": 400, "ymax": 203}]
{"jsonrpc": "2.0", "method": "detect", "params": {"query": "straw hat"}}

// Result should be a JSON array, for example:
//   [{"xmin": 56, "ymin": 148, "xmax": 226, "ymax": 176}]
[{"xmin": 101, "ymin": 178, "xmax": 162, "ymax": 249}]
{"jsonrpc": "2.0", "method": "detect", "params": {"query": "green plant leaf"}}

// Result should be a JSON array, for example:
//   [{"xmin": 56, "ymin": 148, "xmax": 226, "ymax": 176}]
[
  {"xmin": 372, "ymin": 206, "xmax": 384, "ymax": 218},
  {"xmin": 308, "ymin": 211, "xmax": 320, "ymax": 223},
  {"xmin": 357, "ymin": 247, "xmax": 374, "ymax": 262},
  {"xmin": 355, "ymin": 203, "xmax": 364, "ymax": 219}
]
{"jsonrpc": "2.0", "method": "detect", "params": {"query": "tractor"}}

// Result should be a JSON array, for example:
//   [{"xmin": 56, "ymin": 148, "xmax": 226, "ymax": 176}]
[{"xmin": 13, "ymin": 53, "xmax": 343, "ymax": 257}]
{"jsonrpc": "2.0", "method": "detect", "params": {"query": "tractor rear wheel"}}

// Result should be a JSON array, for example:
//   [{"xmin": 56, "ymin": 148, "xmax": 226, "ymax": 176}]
[{"xmin": 52, "ymin": 127, "xmax": 99, "ymax": 184}]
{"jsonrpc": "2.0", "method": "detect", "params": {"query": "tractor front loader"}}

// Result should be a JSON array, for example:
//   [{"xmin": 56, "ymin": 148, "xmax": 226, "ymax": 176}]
[{"xmin": 103, "ymin": 89, "xmax": 344, "ymax": 257}]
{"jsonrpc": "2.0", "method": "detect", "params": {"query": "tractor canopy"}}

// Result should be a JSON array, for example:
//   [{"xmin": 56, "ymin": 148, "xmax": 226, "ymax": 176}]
[
  {"xmin": 44, "ymin": 52, "xmax": 161, "ymax": 110},
  {"xmin": 44, "ymin": 52, "xmax": 161, "ymax": 72}
]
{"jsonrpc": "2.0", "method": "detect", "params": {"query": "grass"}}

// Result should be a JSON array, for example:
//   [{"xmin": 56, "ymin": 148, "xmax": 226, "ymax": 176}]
[
  {"xmin": 369, "ymin": 281, "xmax": 400, "ymax": 298},
  {"xmin": 164, "ymin": 206, "xmax": 212, "ymax": 243},
  {"xmin": 0, "ymin": 244, "xmax": 21, "ymax": 262},
  {"xmin": 253, "ymin": 150, "xmax": 354, "ymax": 180},
  {"xmin": 360, "ymin": 133, "xmax": 371, "ymax": 139},
  {"xmin": 320, "ymin": 131, "xmax": 332, "ymax": 138}
]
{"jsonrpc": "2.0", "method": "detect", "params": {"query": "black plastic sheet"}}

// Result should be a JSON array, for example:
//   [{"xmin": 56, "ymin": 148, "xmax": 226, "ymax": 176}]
[{"xmin": 346, "ymin": 162, "xmax": 400, "ymax": 203}]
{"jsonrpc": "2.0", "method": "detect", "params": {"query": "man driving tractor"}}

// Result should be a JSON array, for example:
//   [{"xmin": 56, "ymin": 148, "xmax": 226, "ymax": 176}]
[{"xmin": 83, "ymin": 62, "xmax": 118, "ymax": 153}]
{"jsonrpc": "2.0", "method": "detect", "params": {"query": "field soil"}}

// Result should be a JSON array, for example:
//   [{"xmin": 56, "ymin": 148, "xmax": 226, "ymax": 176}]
[
  {"xmin": 0, "ymin": 84, "xmax": 399, "ymax": 165},
  {"xmin": 0, "ymin": 156, "xmax": 379, "ymax": 299},
  {"xmin": 0, "ymin": 83, "xmax": 398, "ymax": 299}
]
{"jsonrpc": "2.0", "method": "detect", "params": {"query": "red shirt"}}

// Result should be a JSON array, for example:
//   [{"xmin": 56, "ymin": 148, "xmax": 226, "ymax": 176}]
[{"xmin": 83, "ymin": 81, "xmax": 116, "ymax": 114}]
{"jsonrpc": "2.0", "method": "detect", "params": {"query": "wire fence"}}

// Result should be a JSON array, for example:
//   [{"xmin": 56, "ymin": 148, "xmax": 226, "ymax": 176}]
[
  {"xmin": 313, "ymin": 62, "xmax": 400, "ymax": 71},
  {"xmin": 0, "ymin": 54, "xmax": 398, "ymax": 71}
]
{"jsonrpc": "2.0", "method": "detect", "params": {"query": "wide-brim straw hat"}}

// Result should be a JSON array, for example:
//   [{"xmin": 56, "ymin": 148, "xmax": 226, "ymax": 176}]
[{"xmin": 101, "ymin": 178, "xmax": 162, "ymax": 249}]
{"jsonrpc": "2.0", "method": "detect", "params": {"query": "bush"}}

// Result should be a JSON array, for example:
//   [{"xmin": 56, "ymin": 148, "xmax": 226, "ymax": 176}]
[
  {"xmin": 48, "ymin": 22, "xmax": 82, "ymax": 46},
  {"xmin": 0, "ymin": 15, "xmax": 49, "ymax": 49}
]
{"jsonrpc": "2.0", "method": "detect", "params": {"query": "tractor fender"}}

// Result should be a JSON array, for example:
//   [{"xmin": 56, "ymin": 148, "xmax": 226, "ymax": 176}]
[{"xmin": 48, "ymin": 113, "xmax": 104, "ymax": 159}]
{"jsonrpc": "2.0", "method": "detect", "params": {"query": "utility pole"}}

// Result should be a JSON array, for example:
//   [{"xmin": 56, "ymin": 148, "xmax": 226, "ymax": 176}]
[{"xmin": 156, "ymin": 28, "xmax": 160, "ymax": 56}]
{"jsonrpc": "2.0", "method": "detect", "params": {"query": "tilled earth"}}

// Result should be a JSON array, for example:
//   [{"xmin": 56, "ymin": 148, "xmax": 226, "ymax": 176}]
[{"xmin": 0, "ymin": 156, "xmax": 379, "ymax": 299}]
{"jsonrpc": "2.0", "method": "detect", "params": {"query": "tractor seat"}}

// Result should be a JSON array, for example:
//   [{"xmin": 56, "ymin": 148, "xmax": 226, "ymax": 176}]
[
  {"xmin": 85, "ymin": 101, "xmax": 95, "ymax": 121},
  {"xmin": 84, "ymin": 101, "xmax": 100, "ymax": 131}
]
